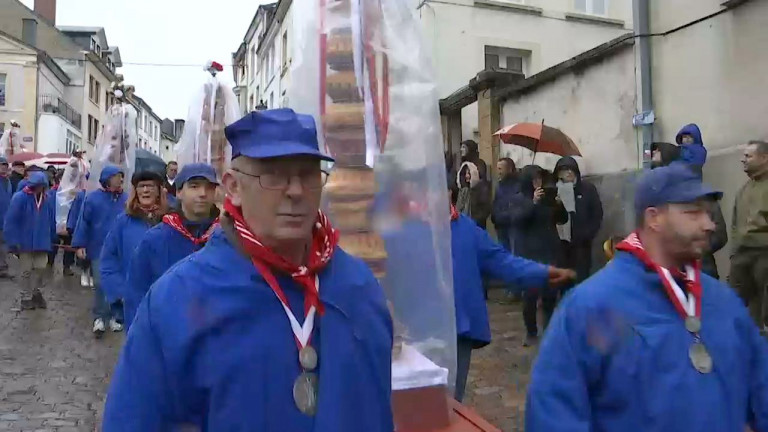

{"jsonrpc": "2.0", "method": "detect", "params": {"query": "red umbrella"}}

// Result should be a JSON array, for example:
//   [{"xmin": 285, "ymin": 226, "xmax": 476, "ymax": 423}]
[
  {"xmin": 7, "ymin": 151, "xmax": 44, "ymax": 163},
  {"xmin": 494, "ymin": 122, "xmax": 581, "ymax": 157}
]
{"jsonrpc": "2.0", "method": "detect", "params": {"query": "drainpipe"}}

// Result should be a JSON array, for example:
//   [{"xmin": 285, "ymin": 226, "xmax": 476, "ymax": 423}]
[{"xmin": 634, "ymin": 0, "xmax": 653, "ymax": 169}]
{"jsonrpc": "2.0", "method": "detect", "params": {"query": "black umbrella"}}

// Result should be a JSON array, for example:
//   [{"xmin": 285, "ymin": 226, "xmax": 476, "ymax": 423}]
[{"xmin": 135, "ymin": 148, "xmax": 166, "ymax": 176}]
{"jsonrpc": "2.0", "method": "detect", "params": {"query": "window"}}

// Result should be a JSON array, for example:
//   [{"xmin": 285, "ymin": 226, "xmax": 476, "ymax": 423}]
[
  {"xmin": 574, "ymin": 0, "xmax": 606, "ymax": 15},
  {"xmin": 0, "ymin": 123, "xmax": 5, "ymax": 136},
  {"xmin": 250, "ymin": 47, "xmax": 256, "ymax": 80},
  {"xmin": 484, "ymin": 46, "xmax": 529, "ymax": 75},
  {"xmin": 87, "ymin": 115, "xmax": 99, "ymax": 143},
  {"xmin": 144, "ymin": 115, "xmax": 148, "ymax": 131},
  {"xmin": 249, "ymin": 95, "xmax": 254, "ymax": 111},
  {"xmin": 88, "ymin": 75, "xmax": 100, "ymax": 104},
  {"xmin": 282, "ymin": 31, "xmax": 289, "ymax": 69},
  {"xmin": 155, "ymin": 124, "xmax": 158, "ymax": 140},
  {"xmin": 0, "ymin": 73, "xmax": 5, "ymax": 106},
  {"xmin": 65, "ymin": 129, "xmax": 78, "ymax": 154},
  {"xmin": 269, "ymin": 92, "xmax": 274, "ymax": 109},
  {"xmin": 506, "ymin": 56, "xmax": 524, "ymax": 73},
  {"xmin": 484, "ymin": 54, "xmax": 499, "ymax": 70}
]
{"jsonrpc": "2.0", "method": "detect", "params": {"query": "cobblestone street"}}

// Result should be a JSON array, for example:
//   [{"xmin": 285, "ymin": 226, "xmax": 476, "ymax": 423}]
[
  {"xmin": 464, "ymin": 289, "xmax": 541, "ymax": 432},
  {"xmin": 0, "ymin": 264, "xmax": 121, "ymax": 432}
]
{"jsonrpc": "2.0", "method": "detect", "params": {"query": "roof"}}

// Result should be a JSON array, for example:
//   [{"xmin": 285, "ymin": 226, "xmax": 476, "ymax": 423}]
[
  {"xmin": 241, "ymin": 2, "xmax": 278, "ymax": 44},
  {"xmin": 496, "ymin": 33, "xmax": 635, "ymax": 102},
  {"xmin": 0, "ymin": 0, "xmax": 83, "ymax": 58},
  {"xmin": 0, "ymin": 28, "xmax": 71, "ymax": 85},
  {"xmin": 57, "ymin": 25, "xmax": 109, "ymax": 50},
  {"xmin": 105, "ymin": 46, "xmax": 122, "ymax": 67}
]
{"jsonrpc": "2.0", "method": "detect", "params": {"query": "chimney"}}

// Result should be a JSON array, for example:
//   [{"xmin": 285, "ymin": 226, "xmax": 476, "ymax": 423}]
[
  {"xmin": 22, "ymin": 19, "xmax": 37, "ymax": 47},
  {"xmin": 34, "ymin": 0, "xmax": 56, "ymax": 25},
  {"xmin": 174, "ymin": 119, "xmax": 186, "ymax": 139}
]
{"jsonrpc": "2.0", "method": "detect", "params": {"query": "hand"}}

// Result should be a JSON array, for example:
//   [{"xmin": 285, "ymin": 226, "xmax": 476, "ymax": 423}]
[
  {"xmin": 76, "ymin": 248, "xmax": 86, "ymax": 260},
  {"xmin": 533, "ymin": 188, "xmax": 545, "ymax": 203},
  {"xmin": 547, "ymin": 266, "xmax": 577, "ymax": 287},
  {"xmin": 57, "ymin": 226, "xmax": 69, "ymax": 236}
]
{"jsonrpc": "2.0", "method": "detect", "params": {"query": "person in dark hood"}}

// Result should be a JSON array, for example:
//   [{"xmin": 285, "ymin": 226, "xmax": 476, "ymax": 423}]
[
  {"xmin": 675, "ymin": 123, "xmax": 707, "ymax": 170},
  {"xmin": 455, "ymin": 161, "xmax": 491, "ymax": 229},
  {"xmin": 553, "ymin": 156, "xmax": 603, "ymax": 285},
  {"xmin": 10, "ymin": 161, "xmax": 25, "ymax": 192},
  {"xmin": 460, "ymin": 140, "xmax": 488, "ymax": 182},
  {"xmin": 509, "ymin": 165, "xmax": 568, "ymax": 346},
  {"xmin": 651, "ymin": 142, "xmax": 726, "ymax": 279}
]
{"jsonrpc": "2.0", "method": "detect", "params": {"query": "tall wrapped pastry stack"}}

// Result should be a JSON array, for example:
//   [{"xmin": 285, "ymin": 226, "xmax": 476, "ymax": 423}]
[
  {"xmin": 88, "ymin": 78, "xmax": 137, "ymax": 193},
  {"xmin": 175, "ymin": 61, "xmax": 240, "ymax": 183},
  {"xmin": 56, "ymin": 155, "xmax": 89, "ymax": 232},
  {"xmin": 0, "ymin": 121, "xmax": 27, "ymax": 158},
  {"xmin": 291, "ymin": 0, "xmax": 472, "ymax": 429}
]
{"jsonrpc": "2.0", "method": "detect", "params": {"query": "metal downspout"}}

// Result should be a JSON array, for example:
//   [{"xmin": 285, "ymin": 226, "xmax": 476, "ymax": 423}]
[{"xmin": 634, "ymin": 0, "xmax": 653, "ymax": 169}]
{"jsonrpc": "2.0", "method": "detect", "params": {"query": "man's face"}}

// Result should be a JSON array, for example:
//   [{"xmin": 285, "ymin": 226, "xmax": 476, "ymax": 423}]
[
  {"xmin": 167, "ymin": 164, "xmax": 178, "ymax": 180},
  {"xmin": 742, "ymin": 144, "xmax": 768, "ymax": 177},
  {"xmin": 648, "ymin": 200, "xmax": 715, "ymax": 261},
  {"xmin": 558, "ymin": 169, "xmax": 577, "ymax": 183},
  {"xmin": 136, "ymin": 180, "xmax": 160, "ymax": 206},
  {"xmin": 0, "ymin": 163, "xmax": 8, "ymax": 176},
  {"xmin": 496, "ymin": 161, "xmax": 511, "ymax": 181},
  {"xmin": 12, "ymin": 164, "xmax": 24, "ymax": 175},
  {"xmin": 178, "ymin": 178, "xmax": 217, "ymax": 217},
  {"xmin": 108, "ymin": 173, "xmax": 124, "ymax": 190},
  {"xmin": 680, "ymin": 134, "xmax": 695, "ymax": 145},
  {"xmin": 460, "ymin": 144, "xmax": 468, "ymax": 158},
  {"xmin": 223, "ymin": 156, "xmax": 324, "ymax": 245}
]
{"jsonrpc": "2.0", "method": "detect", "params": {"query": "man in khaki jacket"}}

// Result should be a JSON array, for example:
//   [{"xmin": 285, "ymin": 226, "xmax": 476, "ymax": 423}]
[{"xmin": 730, "ymin": 140, "xmax": 768, "ymax": 330}]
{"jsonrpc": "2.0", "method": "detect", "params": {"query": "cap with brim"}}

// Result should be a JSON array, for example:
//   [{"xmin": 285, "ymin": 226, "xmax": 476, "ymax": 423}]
[
  {"xmin": 0, "ymin": 156, "xmax": 7, "ymax": 165},
  {"xmin": 634, "ymin": 164, "xmax": 723, "ymax": 214},
  {"xmin": 225, "ymin": 108, "xmax": 335, "ymax": 162},
  {"xmin": 176, "ymin": 163, "xmax": 219, "ymax": 189}
]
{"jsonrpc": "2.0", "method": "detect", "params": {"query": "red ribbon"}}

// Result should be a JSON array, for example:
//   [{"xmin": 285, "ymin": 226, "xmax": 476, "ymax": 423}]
[
  {"xmin": 223, "ymin": 197, "xmax": 338, "ymax": 316},
  {"xmin": 616, "ymin": 232, "xmax": 702, "ymax": 319},
  {"xmin": 161, "ymin": 213, "xmax": 218, "ymax": 245},
  {"xmin": 450, "ymin": 204, "xmax": 459, "ymax": 221}
]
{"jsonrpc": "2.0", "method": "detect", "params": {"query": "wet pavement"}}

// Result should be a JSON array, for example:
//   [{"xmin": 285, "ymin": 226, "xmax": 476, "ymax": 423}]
[
  {"xmin": 463, "ymin": 289, "xmax": 542, "ymax": 432},
  {"xmin": 0, "ymin": 262, "xmax": 122, "ymax": 432}
]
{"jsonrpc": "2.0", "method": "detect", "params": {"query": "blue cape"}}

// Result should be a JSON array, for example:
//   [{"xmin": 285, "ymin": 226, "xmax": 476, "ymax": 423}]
[
  {"xmin": 526, "ymin": 252, "xmax": 768, "ymax": 431},
  {"xmin": 3, "ymin": 172, "xmax": 56, "ymax": 252},
  {"xmin": 72, "ymin": 166, "xmax": 127, "ymax": 259},
  {"xmin": 99, "ymin": 213, "xmax": 156, "ymax": 304},
  {"xmin": 104, "ymin": 228, "xmax": 394, "ymax": 431},
  {"xmin": 0, "ymin": 175, "xmax": 13, "ymax": 227}
]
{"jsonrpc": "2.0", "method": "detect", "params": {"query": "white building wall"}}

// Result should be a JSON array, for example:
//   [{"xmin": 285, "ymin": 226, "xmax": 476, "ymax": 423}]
[
  {"xmin": 419, "ymin": 0, "xmax": 632, "ymax": 140},
  {"xmin": 0, "ymin": 38, "xmax": 36, "ymax": 142},
  {"xmin": 501, "ymin": 45, "xmax": 637, "ymax": 176},
  {"xmin": 37, "ymin": 113, "xmax": 81, "ymax": 155}
]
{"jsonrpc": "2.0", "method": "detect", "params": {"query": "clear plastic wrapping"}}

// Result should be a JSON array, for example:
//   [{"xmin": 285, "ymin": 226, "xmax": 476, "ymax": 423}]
[
  {"xmin": 0, "ymin": 124, "xmax": 28, "ymax": 158},
  {"xmin": 290, "ymin": 0, "xmax": 456, "ymax": 392},
  {"xmin": 88, "ymin": 103, "xmax": 137, "ymax": 193},
  {"xmin": 56, "ymin": 155, "xmax": 89, "ymax": 231},
  {"xmin": 174, "ymin": 73, "xmax": 240, "ymax": 180}
]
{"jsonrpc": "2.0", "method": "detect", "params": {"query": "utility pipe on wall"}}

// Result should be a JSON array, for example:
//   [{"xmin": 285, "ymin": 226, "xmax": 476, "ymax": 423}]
[{"xmin": 634, "ymin": 0, "xmax": 653, "ymax": 169}]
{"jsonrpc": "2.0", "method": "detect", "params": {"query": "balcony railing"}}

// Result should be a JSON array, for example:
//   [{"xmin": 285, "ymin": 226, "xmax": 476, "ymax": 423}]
[{"xmin": 39, "ymin": 95, "xmax": 82, "ymax": 130}]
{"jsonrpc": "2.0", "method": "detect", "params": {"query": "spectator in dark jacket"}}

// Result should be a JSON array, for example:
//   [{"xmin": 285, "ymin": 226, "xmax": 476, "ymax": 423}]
[
  {"xmin": 456, "ymin": 161, "xmax": 491, "ymax": 229},
  {"xmin": 553, "ymin": 156, "xmax": 603, "ymax": 284},
  {"xmin": 460, "ymin": 140, "xmax": 488, "ymax": 182},
  {"xmin": 10, "ymin": 161, "xmax": 24, "ymax": 192},
  {"xmin": 510, "ymin": 165, "xmax": 568, "ymax": 346},
  {"xmin": 491, "ymin": 157, "xmax": 522, "ymax": 301},
  {"xmin": 164, "ymin": 161, "xmax": 178, "ymax": 197},
  {"xmin": 651, "ymin": 142, "xmax": 727, "ymax": 278}
]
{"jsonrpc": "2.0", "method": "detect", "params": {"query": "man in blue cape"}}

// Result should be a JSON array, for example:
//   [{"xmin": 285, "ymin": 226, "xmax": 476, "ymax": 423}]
[
  {"xmin": 104, "ymin": 109, "xmax": 393, "ymax": 431},
  {"xmin": 72, "ymin": 165, "xmax": 128, "ymax": 337},
  {"xmin": 122, "ymin": 163, "xmax": 220, "ymax": 331},
  {"xmin": 526, "ymin": 164, "xmax": 768, "ymax": 431},
  {"xmin": 3, "ymin": 171, "xmax": 56, "ymax": 310},
  {"xmin": 0, "ymin": 156, "xmax": 13, "ymax": 279}
]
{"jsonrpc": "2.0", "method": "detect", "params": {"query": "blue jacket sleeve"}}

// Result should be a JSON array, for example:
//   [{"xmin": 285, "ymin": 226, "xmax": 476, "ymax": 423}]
[
  {"xmin": 124, "ymin": 238, "xmax": 154, "ymax": 330},
  {"xmin": 474, "ymin": 222, "xmax": 549, "ymax": 288},
  {"xmin": 525, "ymin": 300, "xmax": 593, "ymax": 431},
  {"xmin": 49, "ymin": 199, "xmax": 57, "ymax": 244},
  {"xmin": 103, "ymin": 292, "xmax": 175, "ymax": 431},
  {"xmin": 747, "ymin": 308, "xmax": 768, "ymax": 432},
  {"xmin": 100, "ymin": 221, "xmax": 125, "ymax": 304},
  {"xmin": 3, "ymin": 194, "xmax": 21, "ymax": 250},
  {"xmin": 491, "ymin": 193, "xmax": 514, "ymax": 227},
  {"xmin": 66, "ymin": 193, "xmax": 83, "ymax": 233},
  {"xmin": 71, "ymin": 197, "xmax": 89, "ymax": 249}
]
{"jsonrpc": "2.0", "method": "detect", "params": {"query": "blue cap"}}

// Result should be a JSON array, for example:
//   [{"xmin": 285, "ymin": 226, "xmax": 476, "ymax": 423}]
[
  {"xmin": 0, "ymin": 156, "xmax": 7, "ymax": 165},
  {"xmin": 224, "ymin": 108, "xmax": 334, "ymax": 162},
  {"xmin": 176, "ymin": 163, "xmax": 218, "ymax": 189},
  {"xmin": 635, "ymin": 164, "xmax": 722, "ymax": 214}
]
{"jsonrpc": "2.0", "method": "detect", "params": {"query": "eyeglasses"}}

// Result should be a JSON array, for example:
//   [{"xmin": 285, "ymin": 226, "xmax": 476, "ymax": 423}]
[{"xmin": 232, "ymin": 168, "xmax": 330, "ymax": 191}]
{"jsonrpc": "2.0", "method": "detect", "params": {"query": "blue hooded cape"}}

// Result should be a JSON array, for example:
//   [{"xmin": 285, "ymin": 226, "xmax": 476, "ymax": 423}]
[
  {"xmin": 3, "ymin": 172, "xmax": 56, "ymax": 252},
  {"xmin": 72, "ymin": 165, "xmax": 127, "ymax": 260},
  {"xmin": 0, "ymin": 174, "xmax": 13, "ymax": 228},
  {"xmin": 123, "ymin": 218, "xmax": 214, "ymax": 330},
  {"xmin": 526, "ymin": 252, "xmax": 768, "ymax": 432},
  {"xmin": 104, "ymin": 228, "xmax": 393, "ymax": 431},
  {"xmin": 99, "ymin": 213, "xmax": 157, "ymax": 304},
  {"xmin": 675, "ymin": 123, "xmax": 708, "ymax": 167}
]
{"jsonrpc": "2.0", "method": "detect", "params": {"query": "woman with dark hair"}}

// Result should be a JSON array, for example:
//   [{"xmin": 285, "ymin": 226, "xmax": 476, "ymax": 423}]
[
  {"xmin": 509, "ymin": 165, "xmax": 568, "ymax": 346},
  {"xmin": 98, "ymin": 171, "xmax": 168, "ymax": 336}
]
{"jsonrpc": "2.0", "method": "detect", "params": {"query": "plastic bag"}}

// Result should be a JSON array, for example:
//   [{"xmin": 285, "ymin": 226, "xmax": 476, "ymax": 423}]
[
  {"xmin": 88, "ymin": 104, "xmax": 137, "ymax": 193},
  {"xmin": 0, "ymin": 124, "xmax": 27, "ymax": 158},
  {"xmin": 175, "ymin": 72, "xmax": 240, "ymax": 181},
  {"xmin": 290, "ymin": 0, "xmax": 456, "ymax": 392},
  {"xmin": 56, "ymin": 155, "xmax": 89, "ymax": 231}
]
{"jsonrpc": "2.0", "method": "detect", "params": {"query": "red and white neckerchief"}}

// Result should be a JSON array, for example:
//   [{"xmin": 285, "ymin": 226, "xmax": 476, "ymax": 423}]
[
  {"xmin": 450, "ymin": 204, "xmax": 460, "ymax": 221},
  {"xmin": 162, "ymin": 213, "xmax": 219, "ymax": 245},
  {"xmin": 23, "ymin": 186, "xmax": 45, "ymax": 211},
  {"xmin": 616, "ymin": 232, "xmax": 702, "ymax": 321},
  {"xmin": 223, "ymin": 197, "xmax": 339, "ymax": 349}
]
